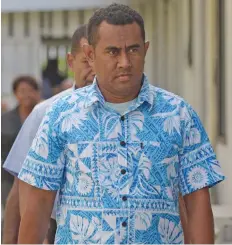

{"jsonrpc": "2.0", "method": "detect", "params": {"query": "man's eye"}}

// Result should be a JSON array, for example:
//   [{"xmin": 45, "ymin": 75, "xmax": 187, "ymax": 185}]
[
  {"xmin": 129, "ymin": 48, "xmax": 138, "ymax": 53},
  {"xmin": 109, "ymin": 50, "xmax": 118, "ymax": 56}
]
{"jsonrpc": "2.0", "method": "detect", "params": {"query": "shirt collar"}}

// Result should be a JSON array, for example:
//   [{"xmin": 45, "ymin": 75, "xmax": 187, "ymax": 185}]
[
  {"xmin": 134, "ymin": 74, "xmax": 155, "ymax": 109},
  {"xmin": 84, "ymin": 74, "xmax": 155, "ymax": 109}
]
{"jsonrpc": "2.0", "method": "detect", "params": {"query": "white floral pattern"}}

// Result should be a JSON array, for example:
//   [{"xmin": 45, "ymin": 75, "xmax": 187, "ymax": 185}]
[
  {"xmin": 20, "ymin": 173, "xmax": 36, "ymax": 186},
  {"xmin": 70, "ymin": 215, "xmax": 101, "ymax": 243},
  {"xmin": 158, "ymin": 218, "xmax": 183, "ymax": 243},
  {"xmin": 184, "ymin": 127, "xmax": 201, "ymax": 146},
  {"xmin": 31, "ymin": 116, "xmax": 49, "ymax": 159},
  {"xmin": 164, "ymin": 116, "xmax": 181, "ymax": 135},
  {"xmin": 135, "ymin": 212, "xmax": 152, "ymax": 230},
  {"xmin": 61, "ymin": 111, "xmax": 88, "ymax": 133},
  {"xmin": 77, "ymin": 174, "xmax": 93, "ymax": 195},
  {"xmin": 187, "ymin": 166, "xmax": 208, "ymax": 189}
]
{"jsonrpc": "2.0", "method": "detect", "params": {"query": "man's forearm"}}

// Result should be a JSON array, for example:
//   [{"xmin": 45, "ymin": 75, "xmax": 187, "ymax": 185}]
[
  {"xmin": 18, "ymin": 184, "xmax": 56, "ymax": 244},
  {"xmin": 3, "ymin": 178, "xmax": 20, "ymax": 244},
  {"xmin": 179, "ymin": 195, "xmax": 191, "ymax": 243},
  {"xmin": 187, "ymin": 207, "xmax": 214, "ymax": 243},
  {"xmin": 184, "ymin": 188, "xmax": 214, "ymax": 243},
  {"xmin": 18, "ymin": 212, "xmax": 49, "ymax": 244}
]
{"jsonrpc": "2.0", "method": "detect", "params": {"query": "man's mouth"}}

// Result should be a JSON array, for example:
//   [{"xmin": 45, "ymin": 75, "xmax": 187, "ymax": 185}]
[{"xmin": 116, "ymin": 74, "xmax": 132, "ymax": 81}]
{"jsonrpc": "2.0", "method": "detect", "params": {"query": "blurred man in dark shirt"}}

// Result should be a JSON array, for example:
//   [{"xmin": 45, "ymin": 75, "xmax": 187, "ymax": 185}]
[{"xmin": 1, "ymin": 76, "xmax": 40, "ymax": 209}]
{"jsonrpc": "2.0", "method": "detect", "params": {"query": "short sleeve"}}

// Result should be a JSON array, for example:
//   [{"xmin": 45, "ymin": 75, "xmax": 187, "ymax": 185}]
[
  {"xmin": 18, "ymin": 101, "xmax": 66, "ymax": 191},
  {"xmin": 178, "ymin": 103, "xmax": 225, "ymax": 196}
]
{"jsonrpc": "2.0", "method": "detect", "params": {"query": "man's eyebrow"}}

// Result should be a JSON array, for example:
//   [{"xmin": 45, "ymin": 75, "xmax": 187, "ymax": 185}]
[
  {"xmin": 105, "ymin": 46, "xmax": 121, "ymax": 51},
  {"xmin": 126, "ymin": 44, "xmax": 141, "ymax": 50},
  {"xmin": 105, "ymin": 44, "xmax": 141, "ymax": 51}
]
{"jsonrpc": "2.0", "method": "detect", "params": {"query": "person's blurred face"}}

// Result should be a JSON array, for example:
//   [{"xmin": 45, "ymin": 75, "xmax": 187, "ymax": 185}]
[
  {"xmin": 84, "ymin": 21, "xmax": 149, "ymax": 102},
  {"xmin": 67, "ymin": 38, "xmax": 95, "ymax": 88},
  {"xmin": 14, "ymin": 81, "xmax": 40, "ymax": 108}
]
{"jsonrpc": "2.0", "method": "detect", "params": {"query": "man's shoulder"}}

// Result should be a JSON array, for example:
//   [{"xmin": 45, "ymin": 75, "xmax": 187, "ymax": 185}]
[
  {"xmin": 37, "ymin": 86, "xmax": 92, "ymax": 135},
  {"xmin": 149, "ymin": 85, "xmax": 192, "ymax": 118},
  {"xmin": 41, "ymin": 86, "xmax": 91, "ymax": 126},
  {"xmin": 150, "ymin": 85, "xmax": 187, "ymax": 106}
]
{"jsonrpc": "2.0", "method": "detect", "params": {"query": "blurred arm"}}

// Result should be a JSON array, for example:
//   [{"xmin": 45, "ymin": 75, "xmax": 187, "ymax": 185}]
[
  {"xmin": 18, "ymin": 181, "xmax": 56, "ymax": 244},
  {"xmin": 2, "ymin": 177, "xmax": 20, "ymax": 244}
]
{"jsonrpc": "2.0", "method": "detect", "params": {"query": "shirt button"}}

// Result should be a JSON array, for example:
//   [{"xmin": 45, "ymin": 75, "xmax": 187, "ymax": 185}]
[
  {"xmin": 120, "ymin": 115, "xmax": 125, "ymax": 121},
  {"xmin": 121, "ymin": 169, "xmax": 126, "ymax": 175},
  {"xmin": 122, "ymin": 196, "xmax": 127, "ymax": 201},
  {"xmin": 122, "ymin": 221, "xmax": 127, "ymax": 227},
  {"xmin": 120, "ymin": 141, "xmax": 126, "ymax": 147}
]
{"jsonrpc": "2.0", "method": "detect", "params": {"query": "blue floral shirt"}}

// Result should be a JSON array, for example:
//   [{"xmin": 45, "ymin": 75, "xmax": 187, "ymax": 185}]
[{"xmin": 19, "ymin": 75, "xmax": 225, "ymax": 244}]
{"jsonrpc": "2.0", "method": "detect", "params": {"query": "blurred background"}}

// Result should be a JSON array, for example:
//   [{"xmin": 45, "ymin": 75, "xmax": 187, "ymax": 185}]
[{"xmin": 1, "ymin": 0, "xmax": 232, "ymax": 242}]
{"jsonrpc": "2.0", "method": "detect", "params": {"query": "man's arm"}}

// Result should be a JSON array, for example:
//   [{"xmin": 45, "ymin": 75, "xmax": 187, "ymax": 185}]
[
  {"xmin": 18, "ymin": 182, "xmax": 56, "ymax": 244},
  {"xmin": 17, "ymin": 98, "xmax": 67, "ymax": 243},
  {"xmin": 178, "ymin": 103, "xmax": 225, "ymax": 244},
  {"xmin": 2, "ymin": 177, "xmax": 20, "ymax": 244},
  {"xmin": 179, "ymin": 195, "xmax": 191, "ymax": 244},
  {"xmin": 183, "ymin": 187, "xmax": 214, "ymax": 243}
]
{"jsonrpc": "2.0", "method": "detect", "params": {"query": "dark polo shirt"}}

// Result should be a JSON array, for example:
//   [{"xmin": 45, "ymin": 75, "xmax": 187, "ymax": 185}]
[{"xmin": 1, "ymin": 107, "xmax": 22, "ymax": 207}]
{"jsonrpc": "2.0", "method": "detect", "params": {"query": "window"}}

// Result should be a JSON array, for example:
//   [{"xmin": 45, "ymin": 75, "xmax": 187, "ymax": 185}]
[
  {"xmin": 24, "ymin": 12, "xmax": 30, "ymax": 37},
  {"xmin": 78, "ymin": 10, "xmax": 84, "ymax": 25},
  {"xmin": 41, "ymin": 37, "xmax": 71, "ymax": 78},
  {"xmin": 48, "ymin": 12, "xmax": 53, "ymax": 31},
  {"xmin": 63, "ymin": 11, "xmax": 69, "ymax": 29},
  {"xmin": 188, "ymin": 0, "xmax": 193, "ymax": 66},
  {"xmin": 40, "ymin": 12, "xmax": 44, "ymax": 29},
  {"xmin": 8, "ymin": 13, "xmax": 14, "ymax": 36}
]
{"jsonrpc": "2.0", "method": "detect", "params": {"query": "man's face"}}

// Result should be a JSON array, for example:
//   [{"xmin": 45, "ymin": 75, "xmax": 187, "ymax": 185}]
[
  {"xmin": 15, "ymin": 82, "xmax": 40, "ymax": 108},
  {"xmin": 67, "ymin": 38, "xmax": 95, "ymax": 88},
  {"xmin": 86, "ymin": 21, "xmax": 149, "ymax": 100}
]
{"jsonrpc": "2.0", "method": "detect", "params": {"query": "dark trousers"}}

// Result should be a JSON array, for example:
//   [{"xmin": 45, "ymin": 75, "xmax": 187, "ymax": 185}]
[{"xmin": 47, "ymin": 218, "xmax": 57, "ymax": 244}]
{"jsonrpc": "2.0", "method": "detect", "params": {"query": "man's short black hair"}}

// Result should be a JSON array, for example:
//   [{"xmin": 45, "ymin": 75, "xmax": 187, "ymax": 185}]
[
  {"xmin": 12, "ymin": 75, "xmax": 39, "ymax": 93},
  {"xmin": 71, "ymin": 24, "xmax": 88, "ymax": 55},
  {"xmin": 87, "ymin": 3, "xmax": 145, "ymax": 46}
]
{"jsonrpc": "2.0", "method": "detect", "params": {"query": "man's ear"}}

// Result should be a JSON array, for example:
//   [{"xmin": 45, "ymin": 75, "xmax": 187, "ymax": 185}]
[
  {"xmin": 83, "ymin": 44, "xmax": 95, "ymax": 65},
  {"xmin": 66, "ymin": 52, "xmax": 74, "ymax": 70},
  {"xmin": 144, "ymin": 41, "xmax": 150, "ymax": 56}
]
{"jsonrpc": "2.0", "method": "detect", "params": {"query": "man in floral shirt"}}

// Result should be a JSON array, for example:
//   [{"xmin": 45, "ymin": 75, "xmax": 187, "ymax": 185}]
[{"xmin": 18, "ymin": 3, "xmax": 224, "ymax": 244}]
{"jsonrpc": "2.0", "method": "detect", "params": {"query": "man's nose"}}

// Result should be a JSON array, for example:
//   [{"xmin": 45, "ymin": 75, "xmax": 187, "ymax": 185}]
[{"xmin": 118, "ymin": 52, "xmax": 132, "ymax": 69}]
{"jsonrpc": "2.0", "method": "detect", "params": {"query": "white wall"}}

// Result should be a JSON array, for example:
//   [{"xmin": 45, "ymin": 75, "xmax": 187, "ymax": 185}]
[
  {"xmin": 1, "ymin": 12, "xmax": 41, "ymax": 107},
  {"xmin": 216, "ymin": 0, "xmax": 232, "ymax": 205},
  {"xmin": 1, "ymin": 0, "xmax": 129, "ymax": 12}
]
